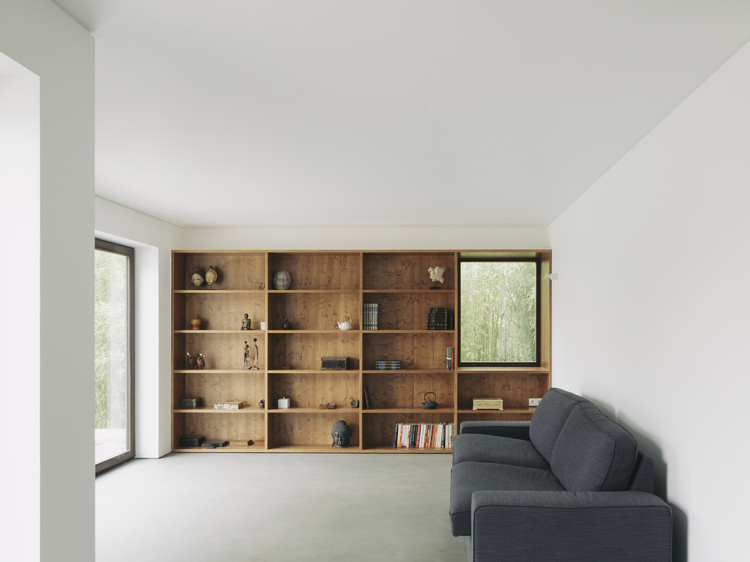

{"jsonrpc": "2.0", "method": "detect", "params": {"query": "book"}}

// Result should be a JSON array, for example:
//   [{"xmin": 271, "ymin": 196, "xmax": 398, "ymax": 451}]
[{"xmin": 363, "ymin": 303, "xmax": 380, "ymax": 330}]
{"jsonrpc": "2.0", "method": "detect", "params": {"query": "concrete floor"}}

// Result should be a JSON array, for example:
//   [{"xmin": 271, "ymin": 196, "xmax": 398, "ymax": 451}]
[{"xmin": 96, "ymin": 452, "xmax": 467, "ymax": 562}]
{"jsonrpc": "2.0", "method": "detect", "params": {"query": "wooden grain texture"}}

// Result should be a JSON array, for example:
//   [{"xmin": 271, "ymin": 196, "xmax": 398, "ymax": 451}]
[
  {"xmin": 179, "ymin": 371, "xmax": 266, "ymax": 408},
  {"xmin": 174, "ymin": 252, "xmax": 266, "ymax": 290},
  {"xmin": 363, "ymin": 291, "xmax": 454, "ymax": 330},
  {"xmin": 179, "ymin": 333, "xmax": 266, "ymax": 371},
  {"xmin": 456, "ymin": 371, "xmax": 549, "ymax": 410},
  {"xmin": 363, "ymin": 372, "xmax": 454, "ymax": 409},
  {"xmin": 363, "ymin": 252, "xmax": 456, "ymax": 290},
  {"xmin": 268, "ymin": 412, "xmax": 359, "ymax": 448},
  {"xmin": 268, "ymin": 371, "xmax": 359, "ymax": 409},
  {"xmin": 268, "ymin": 332, "xmax": 360, "ymax": 370},
  {"xmin": 176, "ymin": 412, "xmax": 265, "ymax": 443},
  {"xmin": 174, "ymin": 292, "xmax": 266, "ymax": 331},
  {"xmin": 363, "ymin": 332, "xmax": 454, "ymax": 370},
  {"xmin": 268, "ymin": 292, "xmax": 360, "ymax": 330},
  {"xmin": 268, "ymin": 252, "xmax": 361, "ymax": 290}
]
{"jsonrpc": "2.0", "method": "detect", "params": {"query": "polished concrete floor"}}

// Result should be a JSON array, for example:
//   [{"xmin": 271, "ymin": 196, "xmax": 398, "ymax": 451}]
[{"xmin": 96, "ymin": 452, "xmax": 466, "ymax": 562}]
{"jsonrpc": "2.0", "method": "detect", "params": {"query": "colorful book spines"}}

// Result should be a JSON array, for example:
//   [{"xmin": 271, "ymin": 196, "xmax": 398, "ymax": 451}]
[
  {"xmin": 392, "ymin": 423, "xmax": 455, "ymax": 449},
  {"xmin": 446, "ymin": 346, "xmax": 454, "ymax": 370}
]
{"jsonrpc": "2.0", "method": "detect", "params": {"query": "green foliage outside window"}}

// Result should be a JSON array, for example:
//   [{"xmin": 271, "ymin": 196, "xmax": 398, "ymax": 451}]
[
  {"xmin": 95, "ymin": 249, "xmax": 128, "ymax": 429},
  {"xmin": 460, "ymin": 260, "xmax": 538, "ymax": 365}
]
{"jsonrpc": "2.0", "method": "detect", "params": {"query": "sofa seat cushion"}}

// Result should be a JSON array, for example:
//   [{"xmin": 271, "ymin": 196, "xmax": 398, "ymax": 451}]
[
  {"xmin": 450, "ymin": 461, "xmax": 563, "ymax": 537},
  {"xmin": 452, "ymin": 433, "xmax": 549, "ymax": 469},
  {"xmin": 529, "ymin": 388, "xmax": 589, "ymax": 462},
  {"xmin": 550, "ymin": 402, "xmax": 638, "ymax": 491}
]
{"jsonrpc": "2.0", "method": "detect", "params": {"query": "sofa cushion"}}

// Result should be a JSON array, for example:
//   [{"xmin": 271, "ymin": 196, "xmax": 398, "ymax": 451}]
[
  {"xmin": 550, "ymin": 402, "xmax": 638, "ymax": 491},
  {"xmin": 450, "ymin": 461, "xmax": 563, "ymax": 536},
  {"xmin": 529, "ymin": 388, "xmax": 589, "ymax": 462},
  {"xmin": 452, "ymin": 433, "xmax": 549, "ymax": 469}
]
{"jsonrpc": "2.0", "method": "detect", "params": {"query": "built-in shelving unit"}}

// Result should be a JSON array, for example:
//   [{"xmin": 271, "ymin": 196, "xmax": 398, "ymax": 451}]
[{"xmin": 172, "ymin": 250, "xmax": 551, "ymax": 453}]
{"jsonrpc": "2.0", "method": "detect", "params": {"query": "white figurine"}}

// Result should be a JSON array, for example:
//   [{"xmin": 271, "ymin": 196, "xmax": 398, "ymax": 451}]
[{"xmin": 428, "ymin": 266, "xmax": 446, "ymax": 287}]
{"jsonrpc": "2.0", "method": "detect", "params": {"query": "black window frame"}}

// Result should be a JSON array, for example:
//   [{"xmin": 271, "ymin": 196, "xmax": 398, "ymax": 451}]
[
  {"xmin": 95, "ymin": 238, "xmax": 136, "ymax": 474},
  {"xmin": 458, "ymin": 257, "xmax": 541, "ymax": 368}
]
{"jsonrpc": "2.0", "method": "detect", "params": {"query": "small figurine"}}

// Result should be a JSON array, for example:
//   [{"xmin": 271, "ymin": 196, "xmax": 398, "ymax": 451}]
[
  {"xmin": 251, "ymin": 338, "xmax": 259, "ymax": 369},
  {"xmin": 258, "ymin": 399, "xmax": 265, "ymax": 409},
  {"xmin": 191, "ymin": 266, "xmax": 204, "ymax": 287},
  {"xmin": 241, "ymin": 314, "xmax": 251, "ymax": 330},
  {"xmin": 282, "ymin": 318, "xmax": 292, "ymax": 330},
  {"xmin": 244, "ymin": 341, "xmax": 252, "ymax": 369},
  {"xmin": 273, "ymin": 270, "xmax": 291, "ymax": 290},
  {"xmin": 196, "ymin": 353, "xmax": 206, "ymax": 370},
  {"xmin": 190, "ymin": 315, "xmax": 202, "ymax": 330},
  {"xmin": 186, "ymin": 352, "xmax": 197, "ymax": 369},
  {"xmin": 331, "ymin": 420, "xmax": 352, "ymax": 448},
  {"xmin": 428, "ymin": 266, "xmax": 446, "ymax": 289},
  {"xmin": 205, "ymin": 266, "xmax": 218, "ymax": 288}
]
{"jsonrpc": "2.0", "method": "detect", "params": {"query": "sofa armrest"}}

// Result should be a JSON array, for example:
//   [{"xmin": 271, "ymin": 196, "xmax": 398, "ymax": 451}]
[
  {"xmin": 470, "ymin": 491, "xmax": 672, "ymax": 562},
  {"xmin": 459, "ymin": 420, "xmax": 531, "ymax": 440}
]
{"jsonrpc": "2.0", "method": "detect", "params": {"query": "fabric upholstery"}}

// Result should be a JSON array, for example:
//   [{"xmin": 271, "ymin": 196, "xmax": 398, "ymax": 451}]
[
  {"xmin": 450, "ymin": 461, "xmax": 563, "ymax": 536},
  {"xmin": 550, "ymin": 402, "xmax": 638, "ymax": 491},
  {"xmin": 470, "ymin": 491, "xmax": 672, "ymax": 562},
  {"xmin": 528, "ymin": 388, "xmax": 587, "ymax": 462},
  {"xmin": 452, "ymin": 433, "xmax": 549, "ymax": 468}
]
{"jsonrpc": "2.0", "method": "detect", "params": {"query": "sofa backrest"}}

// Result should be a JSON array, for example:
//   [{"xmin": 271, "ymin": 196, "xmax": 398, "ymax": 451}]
[
  {"xmin": 529, "ymin": 388, "xmax": 588, "ymax": 462},
  {"xmin": 550, "ymin": 402, "xmax": 638, "ymax": 491}
]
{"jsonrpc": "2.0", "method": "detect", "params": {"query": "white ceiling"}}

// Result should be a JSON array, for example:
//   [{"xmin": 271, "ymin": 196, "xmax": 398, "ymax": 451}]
[{"xmin": 53, "ymin": 0, "xmax": 750, "ymax": 228}]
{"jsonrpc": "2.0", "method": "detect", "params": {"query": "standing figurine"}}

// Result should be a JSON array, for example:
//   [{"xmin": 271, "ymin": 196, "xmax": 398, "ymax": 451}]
[
  {"xmin": 244, "ymin": 341, "xmax": 252, "ymax": 369},
  {"xmin": 258, "ymin": 399, "xmax": 265, "ymax": 409},
  {"xmin": 251, "ymin": 338, "xmax": 260, "ymax": 369},
  {"xmin": 186, "ymin": 352, "xmax": 197, "ymax": 369},
  {"xmin": 241, "ymin": 314, "xmax": 251, "ymax": 330},
  {"xmin": 196, "ymin": 353, "xmax": 206, "ymax": 370}
]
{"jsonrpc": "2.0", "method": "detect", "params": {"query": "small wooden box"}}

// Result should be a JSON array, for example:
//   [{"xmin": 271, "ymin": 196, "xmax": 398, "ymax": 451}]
[
  {"xmin": 321, "ymin": 356, "xmax": 348, "ymax": 370},
  {"xmin": 179, "ymin": 397, "xmax": 202, "ymax": 409},
  {"xmin": 472, "ymin": 398, "xmax": 504, "ymax": 410}
]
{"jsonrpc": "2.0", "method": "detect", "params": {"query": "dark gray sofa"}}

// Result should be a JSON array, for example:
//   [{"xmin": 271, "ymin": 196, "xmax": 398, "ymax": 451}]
[{"xmin": 450, "ymin": 388, "xmax": 672, "ymax": 561}]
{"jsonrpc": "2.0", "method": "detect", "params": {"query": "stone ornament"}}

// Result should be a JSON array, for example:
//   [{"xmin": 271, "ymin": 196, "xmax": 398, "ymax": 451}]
[{"xmin": 273, "ymin": 270, "xmax": 291, "ymax": 290}]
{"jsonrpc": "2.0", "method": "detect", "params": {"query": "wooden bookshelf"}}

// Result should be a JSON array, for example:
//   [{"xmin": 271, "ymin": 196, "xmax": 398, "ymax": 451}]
[{"xmin": 172, "ymin": 250, "xmax": 551, "ymax": 452}]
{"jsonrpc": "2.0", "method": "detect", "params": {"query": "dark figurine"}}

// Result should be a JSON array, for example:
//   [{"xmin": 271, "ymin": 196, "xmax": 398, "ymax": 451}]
[
  {"xmin": 196, "ymin": 353, "xmax": 206, "ymax": 370},
  {"xmin": 258, "ymin": 399, "xmax": 265, "ymax": 409},
  {"xmin": 331, "ymin": 420, "xmax": 352, "ymax": 448},
  {"xmin": 186, "ymin": 352, "xmax": 197, "ymax": 369},
  {"xmin": 241, "ymin": 313, "xmax": 251, "ymax": 330},
  {"xmin": 282, "ymin": 318, "xmax": 291, "ymax": 330},
  {"xmin": 244, "ymin": 341, "xmax": 252, "ymax": 369}
]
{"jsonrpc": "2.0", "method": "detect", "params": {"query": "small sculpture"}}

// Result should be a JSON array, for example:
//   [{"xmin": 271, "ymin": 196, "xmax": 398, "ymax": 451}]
[
  {"xmin": 428, "ymin": 266, "xmax": 446, "ymax": 289},
  {"xmin": 241, "ymin": 314, "xmax": 251, "ymax": 330},
  {"xmin": 251, "ymin": 338, "xmax": 259, "ymax": 369},
  {"xmin": 191, "ymin": 267, "xmax": 204, "ymax": 287},
  {"xmin": 258, "ymin": 399, "xmax": 265, "ymax": 409},
  {"xmin": 190, "ymin": 315, "xmax": 202, "ymax": 330},
  {"xmin": 244, "ymin": 341, "xmax": 252, "ymax": 369},
  {"xmin": 282, "ymin": 318, "xmax": 292, "ymax": 330},
  {"xmin": 331, "ymin": 420, "xmax": 352, "ymax": 448},
  {"xmin": 186, "ymin": 352, "xmax": 197, "ymax": 369},
  {"xmin": 273, "ymin": 270, "xmax": 291, "ymax": 290},
  {"xmin": 205, "ymin": 266, "xmax": 218, "ymax": 288},
  {"xmin": 196, "ymin": 353, "xmax": 206, "ymax": 370}
]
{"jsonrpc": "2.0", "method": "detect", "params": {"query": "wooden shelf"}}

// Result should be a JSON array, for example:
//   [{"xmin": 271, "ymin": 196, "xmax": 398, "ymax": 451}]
[{"xmin": 172, "ymin": 249, "xmax": 551, "ymax": 453}]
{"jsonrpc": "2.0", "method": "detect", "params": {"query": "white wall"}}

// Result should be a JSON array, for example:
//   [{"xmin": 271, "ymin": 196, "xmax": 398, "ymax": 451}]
[
  {"xmin": 181, "ymin": 225, "xmax": 549, "ymax": 250},
  {"xmin": 549, "ymin": 41, "xmax": 750, "ymax": 561},
  {"xmin": 0, "ymin": 1, "xmax": 95, "ymax": 560},
  {"xmin": 95, "ymin": 196, "xmax": 184, "ymax": 458}
]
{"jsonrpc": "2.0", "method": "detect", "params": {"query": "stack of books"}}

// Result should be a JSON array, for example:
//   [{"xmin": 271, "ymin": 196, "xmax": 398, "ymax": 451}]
[
  {"xmin": 363, "ymin": 303, "xmax": 380, "ymax": 330},
  {"xmin": 393, "ymin": 423, "xmax": 455, "ymax": 449},
  {"xmin": 426, "ymin": 307, "xmax": 451, "ymax": 330},
  {"xmin": 375, "ymin": 360, "xmax": 400, "ymax": 370}
]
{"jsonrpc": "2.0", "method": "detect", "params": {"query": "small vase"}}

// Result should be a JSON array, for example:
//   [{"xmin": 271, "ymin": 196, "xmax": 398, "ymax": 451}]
[{"xmin": 190, "ymin": 315, "xmax": 202, "ymax": 330}]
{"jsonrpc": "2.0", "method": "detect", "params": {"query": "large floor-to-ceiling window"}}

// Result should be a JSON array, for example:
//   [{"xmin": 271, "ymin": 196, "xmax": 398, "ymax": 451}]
[{"xmin": 95, "ymin": 239, "xmax": 135, "ymax": 473}]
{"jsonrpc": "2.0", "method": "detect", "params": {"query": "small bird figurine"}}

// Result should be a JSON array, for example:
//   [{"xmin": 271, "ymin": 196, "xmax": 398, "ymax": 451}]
[{"xmin": 196, "ymin": 353, "xmax": 206, "ymax": 370}]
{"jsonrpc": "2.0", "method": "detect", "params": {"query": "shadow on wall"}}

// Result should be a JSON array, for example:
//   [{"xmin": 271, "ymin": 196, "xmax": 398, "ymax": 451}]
[{"xmin": 583, "ymin": 396, "xmax": 687, "ymax": 562}]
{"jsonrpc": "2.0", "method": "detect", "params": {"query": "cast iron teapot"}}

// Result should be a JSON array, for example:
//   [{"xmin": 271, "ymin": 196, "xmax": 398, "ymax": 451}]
[{"xmin": 422, "ymin": 392, "xmax": 438, "ymax": 409}]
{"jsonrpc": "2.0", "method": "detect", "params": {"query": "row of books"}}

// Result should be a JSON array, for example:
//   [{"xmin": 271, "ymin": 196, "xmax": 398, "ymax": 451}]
[
  {"xmin": 393, "ymin": 422, "xmax": 455, "ymax": 449},
  {"xmin": 363, "ymin": 303, "xmax": 379, "ymax": 330},
  {"xmin": 426, "ymin": 307, "xmax": 453, "ymax": 330},
  {"xmin": 446, "ymin": 346, "xmax": 455, "ymax": 370}
]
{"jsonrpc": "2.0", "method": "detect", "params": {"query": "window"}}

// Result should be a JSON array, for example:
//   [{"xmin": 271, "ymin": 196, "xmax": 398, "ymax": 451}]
[
  {"xmin": 95, "ymin": 239, "xmax": 135, "ymax": 473},
  {"xmin": 459, "ymin": 258, "xmax": 540, "ymax": 366}
]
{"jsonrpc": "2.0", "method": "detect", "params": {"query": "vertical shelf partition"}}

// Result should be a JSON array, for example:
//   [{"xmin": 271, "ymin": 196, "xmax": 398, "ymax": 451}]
[{"xmin": 172, "ymin": 250, "xmax": 551, "ymax": 453}]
